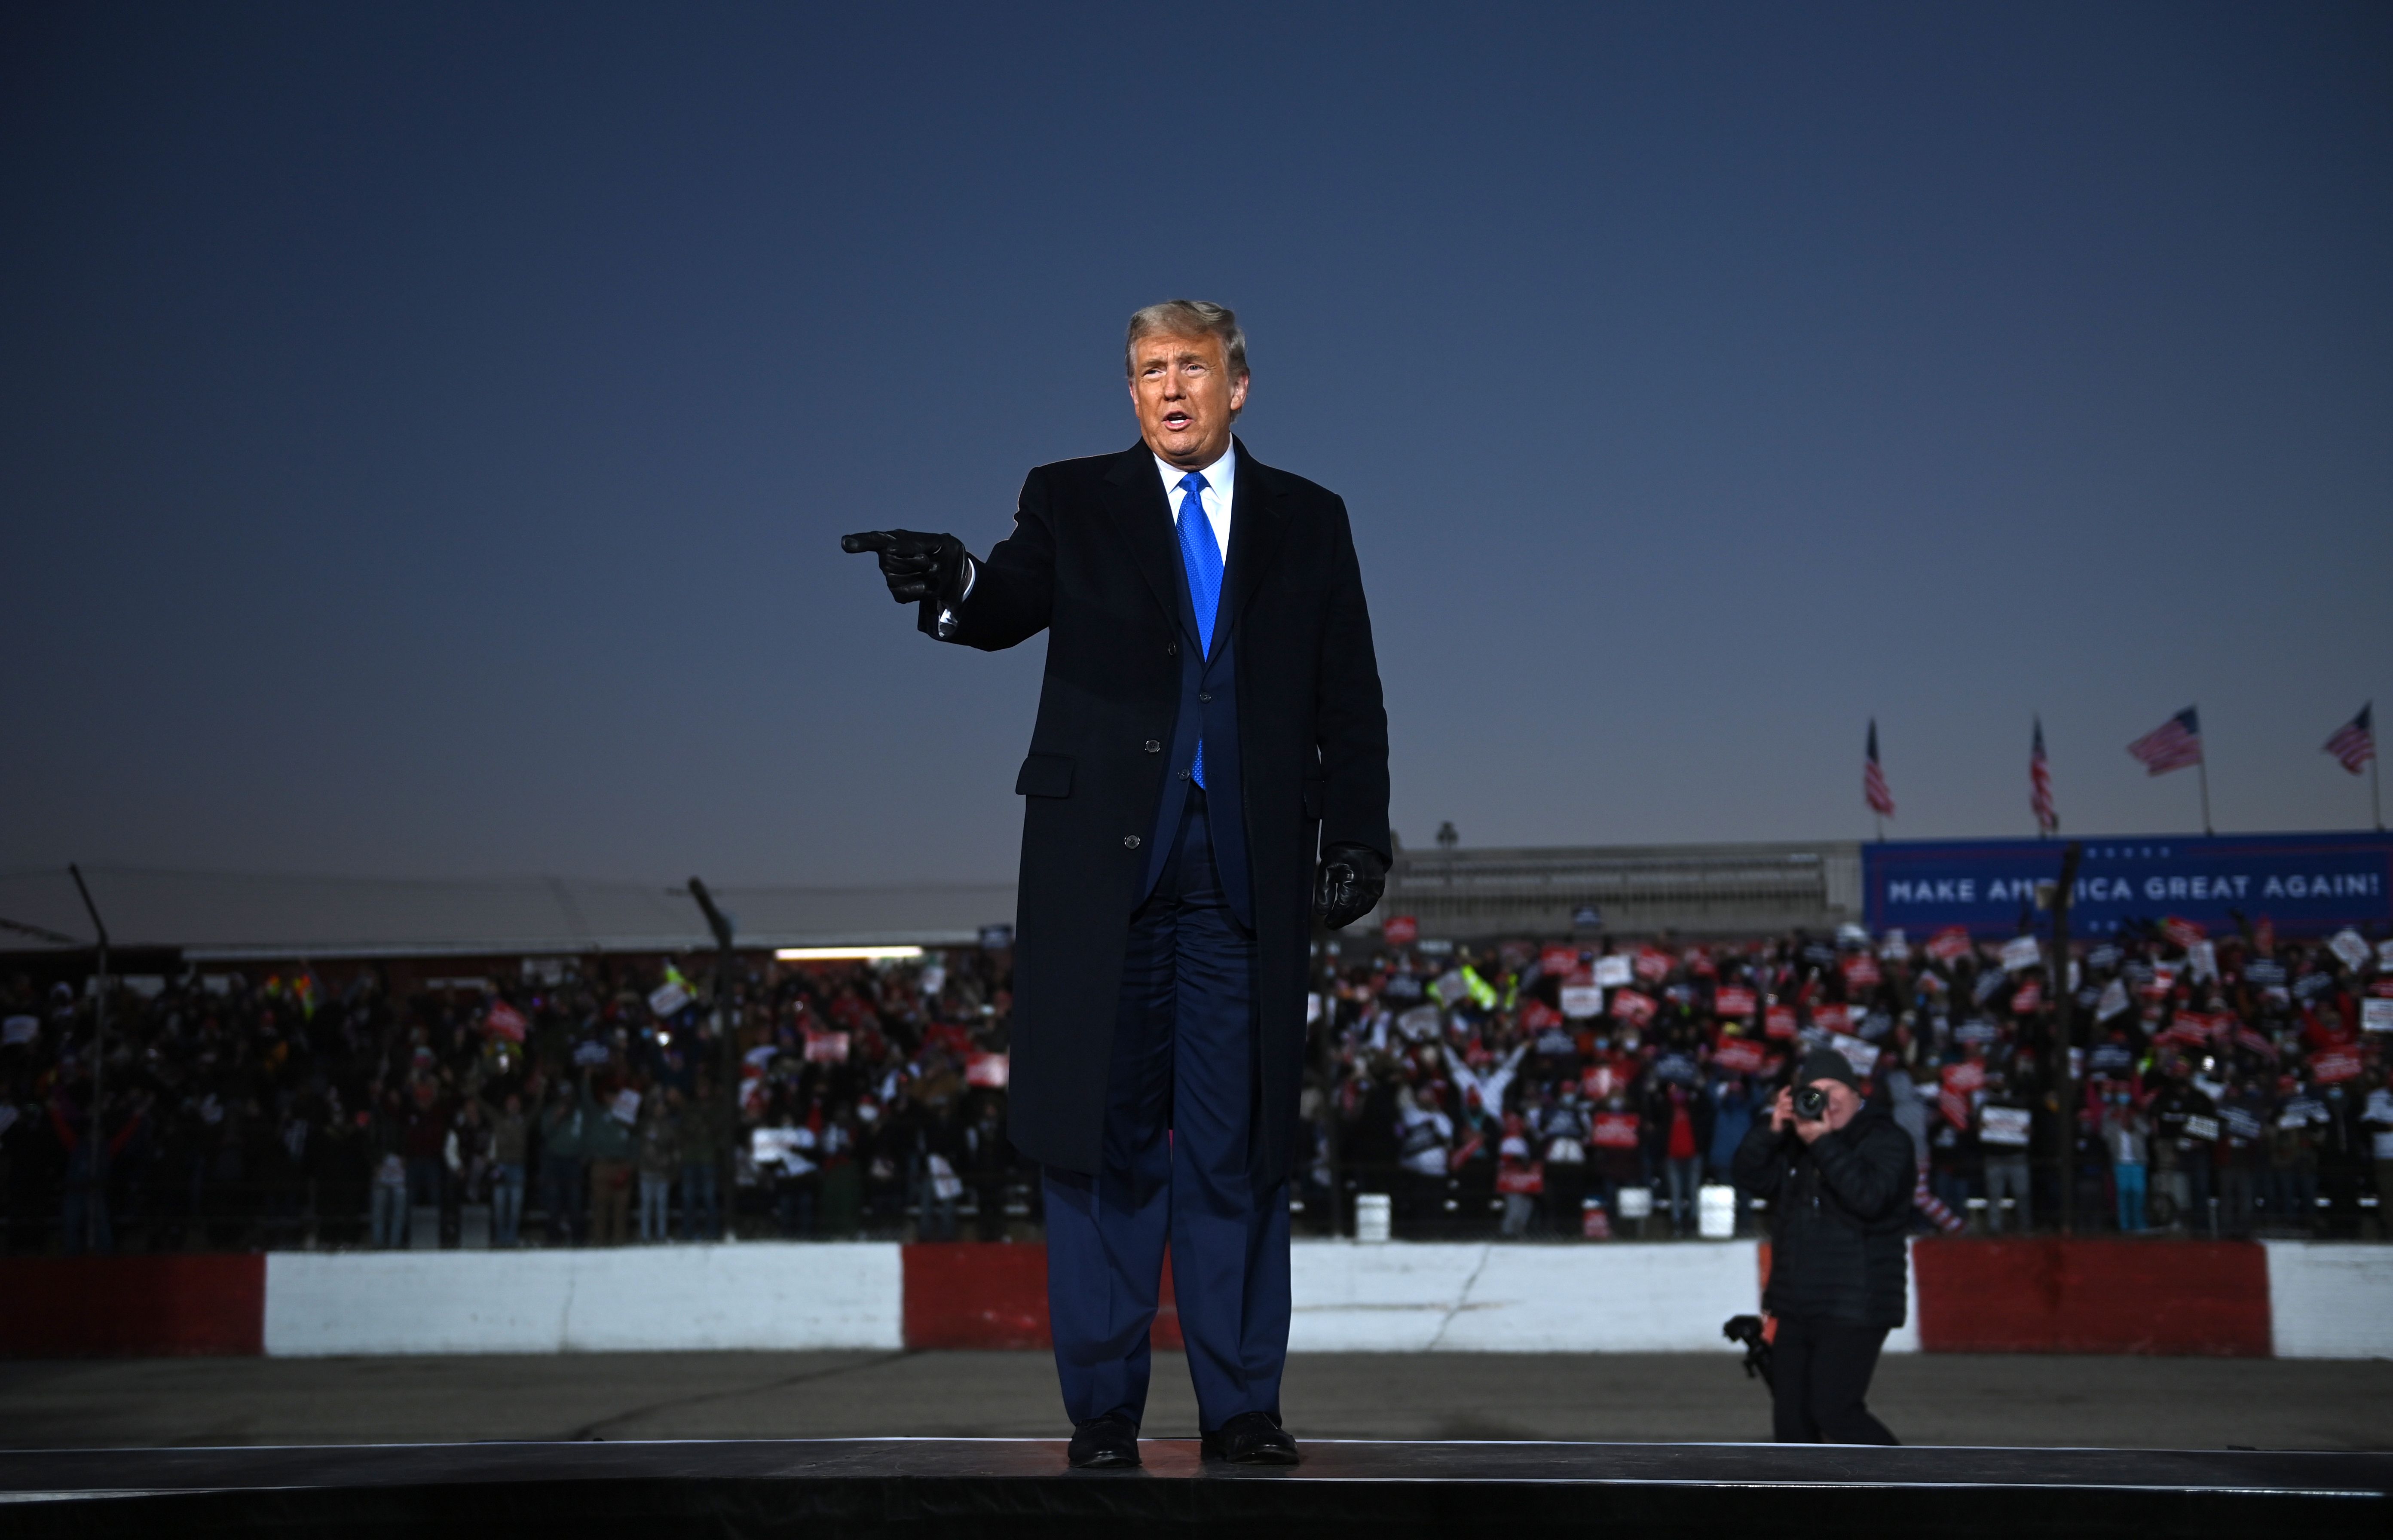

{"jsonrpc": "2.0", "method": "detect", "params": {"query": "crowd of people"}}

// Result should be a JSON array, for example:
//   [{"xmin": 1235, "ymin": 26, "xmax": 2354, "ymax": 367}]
[
  {"xmin": 1313, "ymin": 918, "xmax": 2392, "ymax": 1243},
  {"xmin": 3, "ymin": 913, "xmax": 2388, "ymax": 1253}
]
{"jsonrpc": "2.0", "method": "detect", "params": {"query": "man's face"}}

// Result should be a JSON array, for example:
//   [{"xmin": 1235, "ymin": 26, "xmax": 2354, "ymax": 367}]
[{"xmin": 1129, "ymin": 330, "xmax": 1247, "ymax": 469}]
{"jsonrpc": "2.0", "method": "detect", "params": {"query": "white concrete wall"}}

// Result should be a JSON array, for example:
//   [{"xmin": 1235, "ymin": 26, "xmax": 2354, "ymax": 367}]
[
  {"xmin": 263, "ymin": 1243, "xmax": 904, "ymax": 1356},
  {"xmin": 2261, "ymin": 1242, "xmax": 2393, "ymax": 1359},
  {"xmin": 1288, "ymin": 1240, "xmax": 1761, "ymax": 1352}
]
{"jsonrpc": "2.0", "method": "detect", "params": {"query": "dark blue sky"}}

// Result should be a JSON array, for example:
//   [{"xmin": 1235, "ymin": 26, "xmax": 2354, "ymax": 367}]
[{"xmin": 6, "ymin": 3, "xmax": 2388, "ymax": 887}]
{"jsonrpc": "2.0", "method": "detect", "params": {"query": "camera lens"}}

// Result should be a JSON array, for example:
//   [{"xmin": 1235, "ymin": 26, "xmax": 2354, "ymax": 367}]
[{"xmin": 1793, "ymin": 1085, "xmax": 1829, "ymax": 1120}]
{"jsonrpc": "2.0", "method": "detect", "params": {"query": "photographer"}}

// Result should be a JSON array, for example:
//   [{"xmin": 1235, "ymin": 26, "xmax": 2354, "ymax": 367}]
[{"xmin": 1732, "ymin": 1050, "xmax": 1913, "ymax": 1445}]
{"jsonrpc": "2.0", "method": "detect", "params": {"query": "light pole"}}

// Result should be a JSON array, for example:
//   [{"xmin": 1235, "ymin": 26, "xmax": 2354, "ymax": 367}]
[
  {"xmin": 68, "ymin": 865, "xmax": 110, "ymax": 1253},
  {"xmin": 687, "ymin": 878, "xmax": 741, "ymax": 1241},
  {"xmin": 2046, "ymin": 842, "xmax": 2083, "ymax": 1237}
]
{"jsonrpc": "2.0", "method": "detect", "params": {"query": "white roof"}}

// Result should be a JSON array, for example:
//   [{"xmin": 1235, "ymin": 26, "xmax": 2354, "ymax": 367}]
[{"xmin": 0, "ymin": 865, "xmax": 1016, "ymax": 960}]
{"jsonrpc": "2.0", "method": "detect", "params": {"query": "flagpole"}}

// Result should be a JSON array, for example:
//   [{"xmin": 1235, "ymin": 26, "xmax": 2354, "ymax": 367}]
[
  {"xmin": 2194, "ymin": 704, "xmax": 2212, "ymax": 834},
  {"xmin": 2372, "ymin": 745, "xmax": 2382, "ymax": 832}
]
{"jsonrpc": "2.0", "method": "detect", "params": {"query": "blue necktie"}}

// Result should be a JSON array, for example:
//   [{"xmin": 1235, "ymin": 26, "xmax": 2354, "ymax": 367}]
[{"xmin": 1175, "ymin": 471, "xmax": 1222, "ymax": 788}]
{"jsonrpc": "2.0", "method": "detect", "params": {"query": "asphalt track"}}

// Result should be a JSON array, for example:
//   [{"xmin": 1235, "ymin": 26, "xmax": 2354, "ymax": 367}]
[{"xmin": 2, "ymin": 1351, "xmax": 2387, "ymax": 1451}]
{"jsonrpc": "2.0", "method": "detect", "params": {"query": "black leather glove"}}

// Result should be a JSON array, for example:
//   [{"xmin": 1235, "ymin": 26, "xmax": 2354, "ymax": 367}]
[
  {"xmin": 841, "ymin": 529, "xmax": 969, "ymax": 606},
  {"xmin": 1314, "ymin": 843, "xmax": 1388, "ymax": 930}
]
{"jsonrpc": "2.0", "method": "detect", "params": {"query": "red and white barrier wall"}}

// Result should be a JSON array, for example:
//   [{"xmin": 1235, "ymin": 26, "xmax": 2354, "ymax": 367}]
[{"xmin": 3, "ymin": 1240, "xmax": 2387, "ymax": 1359}]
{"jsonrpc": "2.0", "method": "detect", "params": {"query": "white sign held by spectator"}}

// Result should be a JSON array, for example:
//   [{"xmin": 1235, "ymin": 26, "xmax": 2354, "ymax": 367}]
[
  {"xmin": 2328, "ymin": 929, "xmax": 2371, "ymax": 973},
  {"xmin": 610, "ymin": 1088, "xmax": 642, "ymax": 1125},
  {"xmin": 1830, "ymin": 1033, "xmax": 1879, "ymax": 1080},
  {"xmin": 647, "ymin": 981, "xmax": 691, "ymax": 1018},
  {"xmin": 2186, "ymin": 941, "xmax": 2217, "ymax": 983},
  {"xmin": 1592, "ymin": 956, "xmax": 1633, "ymax": 988},
  {"xmin": 1980, "ymin": 1106, "xmax": 2031, "ymax": 1147},
  {"xmin": 2096, "ymin": 979, "xmax": 2130, "ymax": 1022},
  {"xmin": 1, "ymin": 1015, "xmax": 35, "ymax": 1046},
  {"xmin": 2362, "ymin": 999, "xmax": 2393, "ymax": 1035},
  {"xmin": 1559, "ymin": 985, "xmax": 1605, "ymax": 1020},
  {"xmin": 1999, "ymin": 936, "xmax": 2041, "ymax": 973}
]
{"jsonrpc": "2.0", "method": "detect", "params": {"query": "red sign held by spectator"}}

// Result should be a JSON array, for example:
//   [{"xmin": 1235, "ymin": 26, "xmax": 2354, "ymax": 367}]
[
  {"xmin": 966, "ymin": 1051, "xmax": 1010, "ymax": 1088},
  {"xmin": 484, "ymin": 1001, "xmax": 528, "ymax": 1043},
  {"xmin": 1842, "ymin": 954, "xmax": 1882, "ymax": 989},
  {"xmin": 804, "ymin": 1029, "xmax": 851, "ymax": 1063},
  {"xmin": 1941, "ymin": 1061, "xmax": 1986, "ymax": 1095},
  {"xmin": 2161, "ymin": 916, "xmax": 2208, "ymax": 949},
  {"xmin": 1764, "ymin": 1005, "xmax": 1798, "ymax": 1040},
  {"xmin": 1714, "ymin": 984, "xmax": 1757, "ymax": 1016},
  {"xmin": 1713, "ymin": 1036, "xmax": 1766, "ymax": 1074},
  {"xmin": 1610, "ymin": 989, "xmax": 1658, "ymax": 1027},
  {"xmin": 1634, "ymin": 947, "xmax": 1674, "ymax": 983},
  {"xmin": 2010, "ymin": 981, "xmax": 2042, "ymax": 1014},
  {"xmin": 1589, "ymin": 1111, "xmax": 1641, "ymax": 1149},
  {"xmin": 1382, "ymin": 915, "xmax": 1419, "ymax": 947},
  {"xmin": 2309, "ymin": 1048, "xmax": 2362, "ymax": 1085},
  {"xmin": 1540, "ymin": 944, "xmax": 1582, "ymax": 978},
  {"xmin": 1925, "ymin": 926, "xmax": 1973, "ymax": 963},
  {"xmin": 1812, "ymin": 1003, "xmax": 1851, "ymax": 1034}
]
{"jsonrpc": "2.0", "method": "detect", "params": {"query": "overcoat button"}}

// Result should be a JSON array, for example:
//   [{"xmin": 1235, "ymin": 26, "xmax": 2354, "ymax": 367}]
[
  {"xmin": 1178, "ymin": 769, "xmax": 1191, "ymax": 780},
  {"xmin": 1197, "ymin": 692, "xmax": 1212, "ymax": 703},
  {"xmin": 1144, "ymin": 740, "xmax": 1161, "ymax": 753},
  {"xmin": 1123, "ymin": 835, "xmax": 1142, "ymax": 849},
  {"xmin": 1166, "ymin": 642, "xmax": 1177, "ymax": 656}
]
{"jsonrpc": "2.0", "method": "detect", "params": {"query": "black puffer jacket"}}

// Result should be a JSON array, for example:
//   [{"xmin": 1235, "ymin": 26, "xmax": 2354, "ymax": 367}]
[{"xmin": 1733, "ymin": 1102, "xmax": 1914, "ymax": 1329}]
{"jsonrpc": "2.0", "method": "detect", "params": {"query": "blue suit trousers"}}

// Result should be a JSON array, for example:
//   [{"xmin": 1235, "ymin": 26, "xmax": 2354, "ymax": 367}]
[{"xmin": 1041, "ymin": 789, "xmax": 1292, "ymax": 1433}]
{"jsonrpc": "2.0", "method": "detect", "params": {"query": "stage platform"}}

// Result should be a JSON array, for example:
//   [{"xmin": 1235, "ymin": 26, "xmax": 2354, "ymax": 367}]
[{"xmin": 2, "ymin": 1437, "xmax": 2386, "ymax": 1538}]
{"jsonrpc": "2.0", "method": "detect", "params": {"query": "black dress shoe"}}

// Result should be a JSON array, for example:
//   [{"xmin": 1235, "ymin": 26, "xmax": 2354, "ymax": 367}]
[
  {"xmin": 1067, "ymin": 1415, "xmax": 1141, "ymax": 1469},
  {"xmin": 1200, "ymin": 1411, "xmax": 1299, "ymax": 1465}
]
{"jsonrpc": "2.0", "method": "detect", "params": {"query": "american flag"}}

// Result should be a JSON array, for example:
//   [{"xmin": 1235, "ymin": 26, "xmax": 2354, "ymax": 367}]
[
  {"xmin": 1863, "ymin": 720, "xmax": 1895, "ymax": 817},
  {"xmin": 2030, "ymin": 717, "xmax": 2056, "ymax": 834},
  {"xmin": 2323, "ymin": 703, "xmax": 2375, "ymax": 774},
  {"xmin": 2127, "ymin": 706, "xmax": 2203, "ymax": 776}
]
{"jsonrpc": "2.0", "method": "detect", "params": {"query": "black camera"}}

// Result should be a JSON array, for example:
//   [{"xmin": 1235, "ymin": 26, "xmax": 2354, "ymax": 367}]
[{"xmin": 1793, "ymin": 1084, "xmax": 1830, "ymax": 1121}]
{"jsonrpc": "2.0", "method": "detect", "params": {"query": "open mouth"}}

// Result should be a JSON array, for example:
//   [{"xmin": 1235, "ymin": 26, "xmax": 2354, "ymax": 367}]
[{"xmin": 1162, "ymin": 410, "xmax": 1193, "ymax": 431}]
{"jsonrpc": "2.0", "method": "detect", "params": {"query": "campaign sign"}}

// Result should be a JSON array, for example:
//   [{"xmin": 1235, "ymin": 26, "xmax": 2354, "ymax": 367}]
[
  {"xmin": 1864, "ymin": 832, "xmax": 2393, "ymax": 937},
  {"xmin": 1382, "ymin": 915, "xmax": 1419, "ymax": 947},
  {"xmin": 1713, "ymin": 1036, "xmax": 1766, "ymax": 1074},
  {"xmin": 1714, "ymin": 985, "xmax": 1757, "ymax": 1016},
  {"xmin": 1558, "ymin": 984, "xmax": 1605, "ymax": 1020},
  {"xmin": 1589, "ymin": 1111, "xmax": 1641, "ymax": 1149}
]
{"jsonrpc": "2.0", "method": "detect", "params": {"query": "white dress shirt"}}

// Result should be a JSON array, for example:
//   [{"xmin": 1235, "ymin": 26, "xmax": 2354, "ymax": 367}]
[{"xmin": 1154, "ymin": 444, "xmax": 1235, "ymax": 561}]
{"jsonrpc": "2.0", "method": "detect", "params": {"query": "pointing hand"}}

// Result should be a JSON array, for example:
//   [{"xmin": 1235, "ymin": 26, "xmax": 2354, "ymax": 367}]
[{"xmin": 842, "ymin": 530, "xmax": 969, "ymax": 605}]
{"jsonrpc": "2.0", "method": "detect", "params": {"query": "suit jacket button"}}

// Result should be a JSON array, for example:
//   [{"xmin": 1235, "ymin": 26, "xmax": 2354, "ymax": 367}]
[
  {"xmin": 1166, "ymin": 642, "xmax": 1177, "ymax": 656},
  {"xmin": 1197, "ymin": 692, "xmax": 1212, "ymax": 703},
  {"xmin": 1123, "ymin": 835, "xmax": 1142, "ymax": 849},
  {"xmin": 1144, "ymin": 740, "xmax": 1161, "ymax": 754}
]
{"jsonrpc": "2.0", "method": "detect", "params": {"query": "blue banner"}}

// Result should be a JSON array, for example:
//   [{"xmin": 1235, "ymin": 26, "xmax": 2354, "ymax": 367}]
[{"xmin": 1862, "ymin": 831, "xmax": 2393, "ymax": 938}]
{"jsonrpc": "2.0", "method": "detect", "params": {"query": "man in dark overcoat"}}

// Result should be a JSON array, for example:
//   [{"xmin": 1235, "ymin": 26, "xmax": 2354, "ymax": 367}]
[{"xmin": 845, "ymin": 299, "xmax": 1389, "ymax": 1467}]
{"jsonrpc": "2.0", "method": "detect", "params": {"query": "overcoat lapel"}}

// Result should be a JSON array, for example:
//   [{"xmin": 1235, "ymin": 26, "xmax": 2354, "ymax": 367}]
[
  {"xmin": 1100, "ymin": 443, "xmax": 1197, "ymax": 647},
  {"xmin": 1217, "ymin": 436, "xmax": 1288, "ymax": 660}
]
